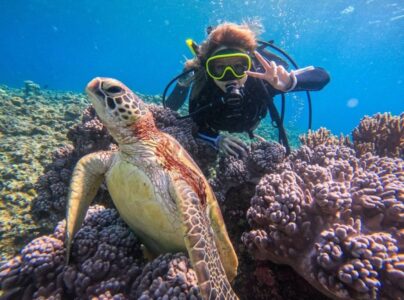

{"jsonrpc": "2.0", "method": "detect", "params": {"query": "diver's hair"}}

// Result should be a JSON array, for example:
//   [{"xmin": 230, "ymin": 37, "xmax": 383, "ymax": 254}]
[
  {"xmin": 200, "ymin": 22, "xmax": 257, "ymax": 58},
  {"xmin": 185, "ymin": 22, "xmax": 257, "ymax": 70}
]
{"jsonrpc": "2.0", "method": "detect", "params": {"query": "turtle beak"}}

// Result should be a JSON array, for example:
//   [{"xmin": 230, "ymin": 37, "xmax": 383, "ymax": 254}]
[
  {"xmin": 85, "ymin": 77, "xmax": 107, "ymax": 107},
  {"xmin": 86, "ymin": 77, "xmax": 102, "ymax": 95}
]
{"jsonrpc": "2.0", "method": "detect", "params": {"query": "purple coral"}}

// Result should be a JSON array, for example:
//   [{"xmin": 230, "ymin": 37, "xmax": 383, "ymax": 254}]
[
  {"xmin": 32, "ymin": 145, "xmax": 76, "ymax": 221},
  {"xmin": 1, "ymin": 206, "xmax": 140, "ymax": 299},
  {"xmin": 242, "ymin": 143, "xmax": 404, "ymax": 299},
  {"xmin": 130, "ymin": 253, "xmax": 201, "ymax": 299},
  {"xmin": 211, "ymin": 140, "xmax": 286, "ymax": 203},
  {"xmin": 0, "ymin": 236, "xmax": 65, "ymax": 299},
  {"xmin": 0, "ymin": 205, "xmax": 203, "ymax": 299},
  {"xmin": 67, "ymin": 106, "xmax": 115, "ymax": 156},
  {"xmin": 247, "ymin": 141, "xmax": 286, "ymax": 175}
]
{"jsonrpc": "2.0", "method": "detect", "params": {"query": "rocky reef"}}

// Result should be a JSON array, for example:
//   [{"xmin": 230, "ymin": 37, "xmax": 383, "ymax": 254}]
[
  {"xmin": 0, "ymin": 82, "xmax": 402, "ymax": 299},
  {"xmin": 0, "ymin": 83, "xmax": 88, "ymax": 263}
]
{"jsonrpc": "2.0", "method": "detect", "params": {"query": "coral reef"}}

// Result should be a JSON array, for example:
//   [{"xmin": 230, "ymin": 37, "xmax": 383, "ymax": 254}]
[
  {"xmin": 207, "ymin": 115, "xmax": 403, "ymax": 299},
  {"xmin": 1, "ymin": 81, "xmax": 402, "ymax": 300},
  {"xmin": 23, "ymin": 80, "xmax": 41, "ymax": 96},
  {"xmin": 210, "ymin": 141, "xmax": 286, "ymax": 203},
  {"xmin": 242, "ymin": 142, "xmax": 403, "ymax": 299},
  {"xmin": 211, "ymin": 141, "xmax": 326, "ymax": 300},
  {"xmin": 0, "ymin": 205, "xmax": 203, "ymax": 299},
  {"xmin": 299, "ymin": 127, "xmax": 351, "ymax": 148},
  {"xmin": 130, "ymin": 253, "xmax": 201, "ymax": 299},
  {"xmin": 352, "ymin": 112, "xmax": 403, "ymax": 159},
  {"xmin": 301, "ymin": 113, "xmax": 404, "ymax": 160}
]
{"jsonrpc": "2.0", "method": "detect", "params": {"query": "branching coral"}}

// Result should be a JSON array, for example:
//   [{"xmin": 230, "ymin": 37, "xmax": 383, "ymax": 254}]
[
  {"xmin": 301, "ymin": 113, "xmax": 404, "ymax": 159},
  {"xmin": 352, "ymin": 113, "xmax": 403, "ymax": 158},
  {"xmin": 242, "ymin": 143, "xmax": 404, "ymax": 299},
  {"xmin": 247, "ymin": 141, "xmax": 287, "ymax": 175},
  {"xmin": 300, "ymin": 127, "xmax": 351, "ymax": 149}
]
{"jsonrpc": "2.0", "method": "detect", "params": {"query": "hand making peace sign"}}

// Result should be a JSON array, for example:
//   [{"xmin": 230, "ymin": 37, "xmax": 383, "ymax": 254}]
[{"xmin": 246, "ymin": 51, "xmax": 296, "ymax": 92}]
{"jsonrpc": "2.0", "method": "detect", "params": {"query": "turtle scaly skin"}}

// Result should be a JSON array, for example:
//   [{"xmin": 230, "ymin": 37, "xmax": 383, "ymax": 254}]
[{"xmin": 65, "ymin": 77, "xmax": 238, "ymax": 299}]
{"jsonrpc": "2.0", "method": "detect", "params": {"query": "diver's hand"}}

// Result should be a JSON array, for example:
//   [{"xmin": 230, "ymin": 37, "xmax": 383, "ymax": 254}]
[
  {"xmin": 246, "ymin": 51, "xmax": 296, "ymax": 92},
  {"xmin": 217, "ymin": 135, "xmax": 248, "ymax": 158}
]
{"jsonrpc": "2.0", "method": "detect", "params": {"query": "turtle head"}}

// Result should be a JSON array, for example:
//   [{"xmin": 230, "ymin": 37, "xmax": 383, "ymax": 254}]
[{"xmin": 85, "ymin": 77, "xmax": 148, "ymax": 127}]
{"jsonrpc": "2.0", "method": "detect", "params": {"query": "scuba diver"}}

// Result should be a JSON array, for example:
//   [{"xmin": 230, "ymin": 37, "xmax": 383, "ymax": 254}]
[{"xmin": 164, "ymin": 22, "xmax": 330, "ymax": 157}]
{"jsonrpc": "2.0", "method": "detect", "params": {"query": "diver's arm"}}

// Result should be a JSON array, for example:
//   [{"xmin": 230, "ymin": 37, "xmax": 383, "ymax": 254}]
[
  {"xmin": 192, "ymin": 120, "xmax": 221, "ymax": 150},
  {"xmin": 248, "ymin": 50, "xmax": 330, "ymax": 94},
  {"xmin": 195, "ymin": 129, "xmax": 248, "ymax": 157},
  {"xmin": 285, "ymin": 66, "xmax": 330, "ymax": 92}
]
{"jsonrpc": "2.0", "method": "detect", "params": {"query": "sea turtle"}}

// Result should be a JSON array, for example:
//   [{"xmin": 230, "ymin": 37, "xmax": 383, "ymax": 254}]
[{"xmin": 65, "ymin": 77, "xmax": 239, "ymax": 299}]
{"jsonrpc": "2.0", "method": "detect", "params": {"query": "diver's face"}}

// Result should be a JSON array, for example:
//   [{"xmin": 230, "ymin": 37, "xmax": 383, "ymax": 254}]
[
  {"xmin": 214, "ymin": 76, "xmax": 248, "ymax": 92},
  {"xmin": 207, "ymin": 47, "xmax": 250, "ymax": 92}
]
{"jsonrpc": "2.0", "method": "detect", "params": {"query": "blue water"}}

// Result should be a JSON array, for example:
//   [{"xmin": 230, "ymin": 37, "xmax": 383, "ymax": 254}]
[{"xmin": 1, "ymin": 0, "xmax": 403, "ymax": 134}]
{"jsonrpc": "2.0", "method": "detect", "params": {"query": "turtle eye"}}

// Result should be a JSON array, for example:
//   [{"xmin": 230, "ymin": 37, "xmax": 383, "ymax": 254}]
[{"xmin": 106, "ymin": 85, "xmax": 122, "ymax": 94}]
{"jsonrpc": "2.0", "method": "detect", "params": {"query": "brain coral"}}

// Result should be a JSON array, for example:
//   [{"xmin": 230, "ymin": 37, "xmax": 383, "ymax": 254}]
[
  {"xmin": 0, "ymin": 205, "xmax": 202, "ymax": 299},
  {"xmin": 242, "ymin": 141, "xmax": 404, "ymax": 299}
]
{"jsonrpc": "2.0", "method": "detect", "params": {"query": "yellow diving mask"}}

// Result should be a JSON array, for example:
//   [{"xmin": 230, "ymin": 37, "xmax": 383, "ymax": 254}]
[{"xmin": 206, "ymin": 49, "xmax": 252, "ymax": 81}]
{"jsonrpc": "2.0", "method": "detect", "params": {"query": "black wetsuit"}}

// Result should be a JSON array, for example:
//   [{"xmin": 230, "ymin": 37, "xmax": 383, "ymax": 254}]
[{"xmin": 189, "ymin": 66, "xmax": 330, "ymax": 148}]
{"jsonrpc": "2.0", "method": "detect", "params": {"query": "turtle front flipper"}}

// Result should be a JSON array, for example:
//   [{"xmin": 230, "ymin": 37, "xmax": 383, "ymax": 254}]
[
  {"xmin": 65, "ymin": 151, "xmax": 114, "ymax": 263},
  {"xmin": 169, "ymin": 177, "xmax": 238, "ymax": 300}
]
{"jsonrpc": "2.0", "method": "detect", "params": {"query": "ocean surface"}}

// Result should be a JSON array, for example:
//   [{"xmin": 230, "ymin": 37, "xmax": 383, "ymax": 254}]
[{"xmin": 0, "ymin": 0, "xmax": 403, "ymax": 133}]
